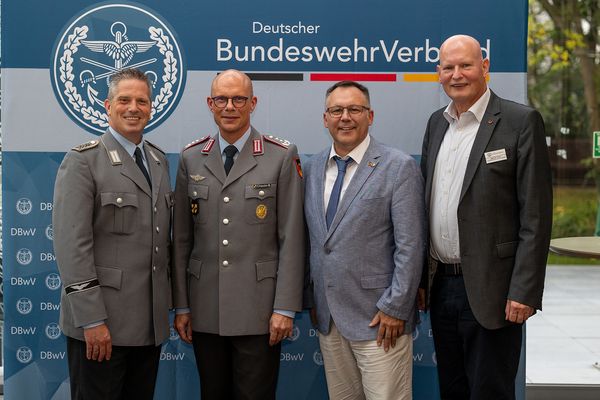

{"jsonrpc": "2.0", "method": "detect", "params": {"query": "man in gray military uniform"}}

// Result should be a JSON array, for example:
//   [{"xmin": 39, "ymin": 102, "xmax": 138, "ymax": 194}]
[
  {"xmin": 53, "ymin": 68, "xmax": 173, "ymax": 400},
  {"xmin": 172, "ymin": 69, "xmax": 305, "ymax": 400}
]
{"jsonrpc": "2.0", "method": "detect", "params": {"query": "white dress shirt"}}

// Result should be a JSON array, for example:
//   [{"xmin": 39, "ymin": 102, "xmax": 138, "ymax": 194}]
[
  {"xmin": 324, "ymin": 134, "xmax": 371, "ymax": 208},
  {"xmin": 430, "ymin": 88, "xmax": 491, "ymax": 263}
]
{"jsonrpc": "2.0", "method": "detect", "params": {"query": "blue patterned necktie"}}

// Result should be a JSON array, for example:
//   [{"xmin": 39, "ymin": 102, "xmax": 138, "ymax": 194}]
[{"xmin": 326, "ymin": 156, "xmax": 353, "ymax": 229}]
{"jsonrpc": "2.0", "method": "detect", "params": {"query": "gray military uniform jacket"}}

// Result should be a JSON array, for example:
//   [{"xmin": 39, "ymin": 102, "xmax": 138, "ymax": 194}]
[
  {"xmin": 172, "ymin": 127, "xmax": 305, "ymax": 336},
  {"xmin": 53, "ymin": 132, "xmax": 173, "ymax": 346}
]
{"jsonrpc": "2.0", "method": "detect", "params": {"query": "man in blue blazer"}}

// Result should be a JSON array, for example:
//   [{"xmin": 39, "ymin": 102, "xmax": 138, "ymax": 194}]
[
  {"xmin": 419, "ymin": 35, "xmax": 552, "ymax": 400},
  {"xmin": 304, "ymin": 81, "xmax": 425, "ymax": 400}
]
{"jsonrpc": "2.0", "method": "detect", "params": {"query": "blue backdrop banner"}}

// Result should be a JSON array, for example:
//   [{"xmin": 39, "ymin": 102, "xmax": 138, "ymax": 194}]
[{"xmin": 2, "ymin": 1, "xmax": 527, "ymax": 398}]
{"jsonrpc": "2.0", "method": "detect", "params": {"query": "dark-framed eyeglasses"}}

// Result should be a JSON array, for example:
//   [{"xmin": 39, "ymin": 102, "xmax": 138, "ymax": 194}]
[
  {"xmin": 326, "ymin": 105, "xmax": 370, "ymax": 118},
  {"xmin": 211, "ymin": 96, "xmax": 249, "ymax": 108}
]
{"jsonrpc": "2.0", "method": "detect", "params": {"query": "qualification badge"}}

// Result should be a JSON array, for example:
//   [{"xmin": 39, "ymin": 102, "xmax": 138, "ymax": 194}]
[
  {"xmin": 256, "ymin": 204, "xmax": 267, "ymax": 219},
  {"xmin": 294, "ymin": 157, "xmax": 303, "ymax": 178},
  {"xmin": 190, "ymin": 199, "xmax": 199, "ymax": 215}
]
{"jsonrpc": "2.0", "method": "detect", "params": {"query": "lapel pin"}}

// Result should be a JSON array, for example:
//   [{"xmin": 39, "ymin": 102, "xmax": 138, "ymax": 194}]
[
  {"xmin": 368, "ymin": 161, "xmax": 378, "ymax": 167},
  {"xmin": 487, "ymin": 119, "xmax": 494, "ymax": 125}
]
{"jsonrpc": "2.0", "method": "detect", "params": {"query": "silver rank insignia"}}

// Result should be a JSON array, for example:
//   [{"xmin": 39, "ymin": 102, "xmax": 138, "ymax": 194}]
[{"xmin": 72, "ymin": 140, "xmax": 99, "ymax": 152}]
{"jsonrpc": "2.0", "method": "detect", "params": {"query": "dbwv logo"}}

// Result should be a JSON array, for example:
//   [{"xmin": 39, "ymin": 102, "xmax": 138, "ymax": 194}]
[{"xmin": 51, "ymin": 2, "xmax": 186, "ymax": 134}]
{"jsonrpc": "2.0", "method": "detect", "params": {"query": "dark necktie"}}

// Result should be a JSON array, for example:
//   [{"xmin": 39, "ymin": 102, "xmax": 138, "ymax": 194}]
[
  {"xmin": 223, "ymin": 145, "xmax": 238, "ymax": 176},
  {"xmin": 134, "ymin": 147, "xmax": 152, "ymax": 188},
  {"xmin": 326, "ymin": 156, "xmax": 353, "ymax": 229}
]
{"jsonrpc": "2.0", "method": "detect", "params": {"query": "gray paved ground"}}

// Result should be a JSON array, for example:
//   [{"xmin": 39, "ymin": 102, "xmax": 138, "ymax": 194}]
[{"xmin": 526, "ymin": 265, "xmax": 600, "ymax": 384}]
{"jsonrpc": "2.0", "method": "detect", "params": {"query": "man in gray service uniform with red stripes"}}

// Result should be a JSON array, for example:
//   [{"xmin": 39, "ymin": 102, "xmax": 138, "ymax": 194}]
[{"xmin": 172, "ymin": 69, "xmax": 305, "ymax": 400}]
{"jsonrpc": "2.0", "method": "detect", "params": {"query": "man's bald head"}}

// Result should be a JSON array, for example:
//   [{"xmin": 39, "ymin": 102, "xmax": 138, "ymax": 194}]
[
  {"xmin": 440, "ymin": 35, "xmax": 484, "ymax": 63},
  {"xmin": 211, "ymin": 69, "xmax": 254, "ymax": 97},
  {"xmin": 437, "ymin": 34, "xmax": 489, "ymax": 114}
]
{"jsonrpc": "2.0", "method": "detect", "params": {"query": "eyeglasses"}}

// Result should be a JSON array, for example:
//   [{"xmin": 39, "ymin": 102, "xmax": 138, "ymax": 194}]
[
  {"xmin": 211, "ymin": 96, "xmax": 249, "ymax": 108},
  {"xmin": 326, "ymin": 105, "xmax": 370, "ymax": 118}
]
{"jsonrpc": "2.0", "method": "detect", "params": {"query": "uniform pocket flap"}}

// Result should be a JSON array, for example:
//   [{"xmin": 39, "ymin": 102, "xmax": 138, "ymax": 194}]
[
  {"xmin": 496, "ymin": 241, "xmax": 518, "ymax": 258},
  {"xmin": 256, "ymin": 260, "xmax": 278, "ymax": 281},
  {"xmin": 187, "ymin": 258, "xmax": 202, "ymax": 279},
  {"xmin": 188, "ymin": 184, "xmax": 209, "ymax": 200},
  {"xmin": 96, "ymin": 266, "xmax": 122, "ymax": 290},
  {"xmin": 100, "ymin": 192, "xmax": 138, "ymax": 208},
  {"xmin": 245, "ymin": 184, "xmax": 276, "ymax": 200},
  {"xmin": 361, "ymin": 273, "xmax": 392, "ymax": 289}
]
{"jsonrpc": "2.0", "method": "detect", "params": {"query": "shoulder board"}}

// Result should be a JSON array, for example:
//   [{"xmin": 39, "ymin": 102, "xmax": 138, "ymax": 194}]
[
  {"xmin": 263, "ymin": 135, "xmax": 291, "ymax": 149},
  {"xmin": 72, "ymin": 140, "xmax": 99, "ymax": 152},
  {"xmin": 184, "ymin": 135, "xmax": 211, "ymax": 151},
  {"xmin": 145, "ymin": 140, "xmax": 165, "ymax": 154}
]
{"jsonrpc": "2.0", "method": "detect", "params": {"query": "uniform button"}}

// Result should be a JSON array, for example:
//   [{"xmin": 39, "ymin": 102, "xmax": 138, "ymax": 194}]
[
  {"xmin": 192, "ymin": 191, "xmax": 198, "ymax": 197},
  {"xmin": 152, "ymin": 265, "xmax": 156, "ymax": 272},
  {"xmin": 258, "ymin": 190, "xmax": 265, "ymax": 197},
  {"xmin": 223, "ymin": 218, "xmax": 229, "ymax": 225},
  {"xmin": 222, "ymin": 240, "xmax": 229, "ymax": 246},
  {"xmin": 223, "ymin": 197, "xmax": 230, "ymax": 203},
  {"xmin": 222, "ymin": 260, "xmax": 229, "ymax": 267},
  {"xmin": 156, "ymin": 226, "xmax": 160, "ymax": 233},
  {"xmin": 116, "ymin": 197, "xmax": 123, "ymax": 204},
  {"xmin": 155, "ymin": 246, "xmax": 159, "ymax": 253},
  {"xmin": 154, "ymin": 207, "xmax": 158, "ymax": 213}
]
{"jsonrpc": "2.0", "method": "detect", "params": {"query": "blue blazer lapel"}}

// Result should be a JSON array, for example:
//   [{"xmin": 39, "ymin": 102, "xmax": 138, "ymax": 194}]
[
  {"xmin": 325, "ymin": 139, "xmax": 381, "ymax": 241},
  {"xmin": 308, "ymin": 149, "xmax": 330, "ymax": 236},
  {"xmin": 459, "ymin": 92, "xmax": 501, "ymax": 202}
]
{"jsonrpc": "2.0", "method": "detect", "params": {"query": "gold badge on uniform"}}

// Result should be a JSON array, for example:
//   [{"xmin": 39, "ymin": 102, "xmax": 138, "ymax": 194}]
[
  {"xmin": 190, "ymin": 199, "xmax": 199, "ymax": 215},
  {"xmin": 256, "ymin": 204, "xmax": 267, "ymax": 219}
]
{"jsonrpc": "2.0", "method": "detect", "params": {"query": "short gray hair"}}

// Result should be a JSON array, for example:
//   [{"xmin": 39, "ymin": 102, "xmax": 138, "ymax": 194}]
[{"xmin": 107, "ymin": 68, "xmax": 152, "ymax": 100}]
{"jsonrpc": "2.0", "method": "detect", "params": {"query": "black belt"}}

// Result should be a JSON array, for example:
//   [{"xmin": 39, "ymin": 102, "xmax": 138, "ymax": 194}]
[{"xmin": 436, "ymin": 262, "xmax": 462, "ymax": 276}]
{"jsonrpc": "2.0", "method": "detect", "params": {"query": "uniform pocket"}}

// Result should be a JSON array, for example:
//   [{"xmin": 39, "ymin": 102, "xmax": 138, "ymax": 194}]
[
  {"xmin": 244, "ymin": 184, "xmax": 276, "ymax": 224},
  {"xmin": 100, "ymin": 192, "xmax": 138, "ymax": 234},
  {"xmin": 96, "ymin": 266, "xmax": 122, "ymax": 290},
  {"xmin": 188, "ymin": 184, "xmax": 209, "ymax": 224}
]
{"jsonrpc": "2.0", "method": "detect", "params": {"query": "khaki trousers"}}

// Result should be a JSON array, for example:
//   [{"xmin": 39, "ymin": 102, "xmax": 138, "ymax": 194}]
[{"xmin": 318, "ymin": 322, "xmax": 413, "ymax": 400}]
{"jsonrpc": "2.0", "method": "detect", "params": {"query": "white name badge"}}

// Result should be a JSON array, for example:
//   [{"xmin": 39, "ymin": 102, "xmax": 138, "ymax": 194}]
[{"xmin": 484, "ymin": 149, "xmax": 507, "ymax": 164}]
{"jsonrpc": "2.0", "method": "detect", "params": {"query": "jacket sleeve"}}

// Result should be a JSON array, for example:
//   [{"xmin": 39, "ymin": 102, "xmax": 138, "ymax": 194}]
[
  {"xmin": 376, "ymin": 157, "xmax": 426, "ymax": 320},
  {"xmin": 172, "ymin": 152, "xmax": 194, "ymax": 309},
  {"xmin": 273, "ymin": 144, "xmax": 306, "ymax": 312},
  {"xmin": 53, "ymin": 151, "xmax": 108, "ymax": 327},
  {"xmin": 508, "ymin": 109, "xmax": 553, "ymax": 310}
]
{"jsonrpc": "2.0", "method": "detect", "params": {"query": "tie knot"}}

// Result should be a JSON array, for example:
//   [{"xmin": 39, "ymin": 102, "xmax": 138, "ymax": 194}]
[
  {"xmin": 224, "ymin": 145, "xmax": 238, "ymax": 158},
  {"xmin": 334, "ymin": 156, "xmax": 352, "ymax": 172}
]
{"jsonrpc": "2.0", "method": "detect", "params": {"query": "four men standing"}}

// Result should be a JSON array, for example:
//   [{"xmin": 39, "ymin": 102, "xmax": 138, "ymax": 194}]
[{"xmin": 53, "ymin": 33, "xmax": 552, "ymax": 398}]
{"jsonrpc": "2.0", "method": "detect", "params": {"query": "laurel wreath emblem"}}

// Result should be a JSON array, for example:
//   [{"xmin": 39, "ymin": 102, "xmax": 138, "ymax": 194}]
[{"xmin": 58, "ymin": 25, "xmax": 178, "ymax": 129}]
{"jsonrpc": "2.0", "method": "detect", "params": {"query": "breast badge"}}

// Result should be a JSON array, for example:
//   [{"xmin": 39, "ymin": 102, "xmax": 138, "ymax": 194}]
[
  {"xmin": 256, "ymin": 204, "xmax": 267, "ymax": 220},
  {"xmin": 190, "ymin": 199, "xmax": 199, "ymax": 215}
]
